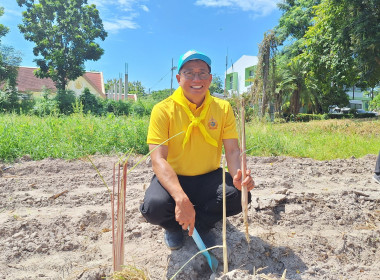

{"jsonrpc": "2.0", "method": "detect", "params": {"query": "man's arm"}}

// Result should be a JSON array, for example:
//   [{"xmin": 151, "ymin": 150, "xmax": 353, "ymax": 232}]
[
  {"xmin": 223, "ymin": 139, "xmax": 255, "ymax": 191},
  {"xmin": 149, "ymin": 144, "xmax": 196, "ymax": 235}
]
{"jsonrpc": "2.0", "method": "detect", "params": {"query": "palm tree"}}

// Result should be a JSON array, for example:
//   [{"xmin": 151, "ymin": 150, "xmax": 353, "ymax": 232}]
[{"xmin": 288, "ymin": 59, "xmax": 307, "ymax": 115}]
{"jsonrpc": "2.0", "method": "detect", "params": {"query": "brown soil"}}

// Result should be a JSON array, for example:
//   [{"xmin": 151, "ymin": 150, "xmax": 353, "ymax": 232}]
[{"xmin": 1, "ymin": 154, "xmax": 379, "ymax": 280}]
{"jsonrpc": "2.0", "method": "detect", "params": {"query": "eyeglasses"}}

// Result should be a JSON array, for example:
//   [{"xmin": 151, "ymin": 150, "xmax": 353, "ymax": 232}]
[{"xmin": 180, "ymin": 71, "xmax": 210, "ymax": 80}]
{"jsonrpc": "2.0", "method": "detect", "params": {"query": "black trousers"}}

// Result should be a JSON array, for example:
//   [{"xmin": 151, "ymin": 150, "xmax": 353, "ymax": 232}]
[
  {"xmin": 139, "ymin": 168, "xmax": 251, "ymax": 232},
  {"xmin": 375, "ymin": 151, "xmax": 380, "ymax": 175}
]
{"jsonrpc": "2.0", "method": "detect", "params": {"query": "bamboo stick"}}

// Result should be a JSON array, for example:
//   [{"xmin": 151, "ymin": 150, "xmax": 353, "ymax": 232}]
[
  {"xmin": 116, "ymin": 163, "xmax": 121, "ymax": 271},
  {"xmin": 120, "ymin": 162, "xmax": 127, "ymax": 268},
  {"xmin": 112, "ymin": 164, "xmax": 116, "ymax": 271},
  {"xmin": 113, "ymin": 162, "xmax": 127, "ymax": 272},
  {"xmin": 88, "ymin": 133, "xmax": 186, "ymax": 274},
  {"xmin": 222, "ymin": 157, "xmax": 228, "ymax": 274},
  {"xmin": 240, "ymin": 98, "xmax": 250, "ymax": 243}
]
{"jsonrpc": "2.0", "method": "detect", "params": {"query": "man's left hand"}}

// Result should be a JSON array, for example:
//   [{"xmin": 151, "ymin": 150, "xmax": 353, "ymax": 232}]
[{"xmin": 233, "ymin": 169, "xmax": 255, "ymax": 191}]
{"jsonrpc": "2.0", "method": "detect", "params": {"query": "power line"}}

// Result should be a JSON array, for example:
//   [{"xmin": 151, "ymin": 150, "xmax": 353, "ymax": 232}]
[{"xmin": 148, "ymin": 69, "xmax": 171, "ymax": 92}]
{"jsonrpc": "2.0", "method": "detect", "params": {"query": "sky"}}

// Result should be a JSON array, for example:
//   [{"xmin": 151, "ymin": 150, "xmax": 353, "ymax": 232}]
[{"xmin": 1, "ymin": 0, "xmax": 283, "ymax": 92}]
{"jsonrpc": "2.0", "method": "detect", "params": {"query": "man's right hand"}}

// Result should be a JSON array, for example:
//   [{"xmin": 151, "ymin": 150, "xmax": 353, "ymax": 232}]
[
  {"xmin": 149, "ymin": 144, "xmax": 196, "ymax": 236},
  {"xmin": 174, "ymin": 195, "xmax": 195, "ymax": 236}
]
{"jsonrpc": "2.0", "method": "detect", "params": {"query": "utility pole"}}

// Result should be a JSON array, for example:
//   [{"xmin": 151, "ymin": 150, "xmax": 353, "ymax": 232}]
[
  {"xmin": 224, "ymin": 50, "xmax": 228, "ymax": 97},
  {"xmin": 119, "ymin": 73, "xmax": 122, "ymax": 101},
  {"xmin": 124, "ymin": 63, "xmax": 128, "ymax": 98},
  {"xmin": 171, "ymin": 58, "xmax": 177, "ymax": 94}
]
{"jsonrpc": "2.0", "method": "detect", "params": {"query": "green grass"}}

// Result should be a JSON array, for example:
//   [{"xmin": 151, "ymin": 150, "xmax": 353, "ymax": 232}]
[
  {"xmin": 0, "ymin": 114, "xmax": 379, "ymax": 162},
  {"xmin": 0, "ymin": 113, "xmax": 149, "ymax": 162},
  {"xmin": 245, "ymin": 118, "xmax": 380, "ymax": 160}
]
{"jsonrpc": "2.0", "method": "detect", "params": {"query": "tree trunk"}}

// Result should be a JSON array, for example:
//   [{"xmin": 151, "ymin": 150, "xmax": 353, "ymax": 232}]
[
  {"xmin": 274, "ymin": 91, "xmax": 283, "ymax": 114},
  {"xmin": 290, "ymin": 87, "xmax": 300, "ymax": 116}
]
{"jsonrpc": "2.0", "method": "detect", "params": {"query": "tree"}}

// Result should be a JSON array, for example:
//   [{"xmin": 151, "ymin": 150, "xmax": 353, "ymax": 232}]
[
  {"xmin": 17, "ymin": 0, "xmax": 107, "ymax": 90},
  {"xmin": 300, "ymin": 0, "xmax": 380, "ymax": 89},
  {"xmin": 150, "ymin": 89, "xmax": 171, "ymax": 102},
  {"xmin": 209, "ymin": 75, "xmax": 224, "ymax": 95},
  {"xmin": 128, "ymin": 81, "xmax": 145, "ymax": 96},
  {"xmin": 0, "ymin": 6, "xmax": 23, "ymax": 113},
  {"xmin": 0, "ymin": 7, "xmax": 9, "ymax": 40},
  {"xmin": 249, "ymin": 30, "xmax": 278, "ymax": 117},
  {"xmin": 54, "ymin": 89, "xmax": 76, "ymax": 114},
  {"xmin": 272, "ymin": 56, "xmax": 297, "ymax": 114},
  {"xmin": 276, "ymin": 0, "xmax": 354, "ymax": 113},
  {"xmin": 0, "ymin": 45, "xmax": 22, "ymax": 87},
  {"xmin": 276, "ymin": 0, "xmax": 321, "ymax": 55},
  {"xmin": 258, "ymin": 31, "xmax": 278, "ymax": 116},
  {"xmin": 274, "ymin": 0, "xmax": 323, "ymax": 115},
  {"xmin": 0, "ymin": 6, "xmax": 22, "ymax": 87},
  {"xmin": 80, "ymin": 87, "xmax": 102, "ymax": 114},
  {"xmin": 369, "ymin": 93, "xmax": 380, "ymax": 112}
]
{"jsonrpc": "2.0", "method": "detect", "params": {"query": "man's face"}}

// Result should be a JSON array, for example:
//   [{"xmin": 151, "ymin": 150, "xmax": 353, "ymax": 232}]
[{"xmin": 176, "ymin": 60, "xmax": 212, "ymax": 99}]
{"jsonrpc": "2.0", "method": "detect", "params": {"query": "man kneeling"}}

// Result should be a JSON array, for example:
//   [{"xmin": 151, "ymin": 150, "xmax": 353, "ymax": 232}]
[{"xmin": 140, "ymin": 50, "xmax": 255, "ymax": 250}]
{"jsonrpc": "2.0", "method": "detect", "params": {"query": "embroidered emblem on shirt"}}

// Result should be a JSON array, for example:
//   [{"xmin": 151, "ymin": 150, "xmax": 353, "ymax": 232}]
[{"xmin": 208, "ymin": 117, "xmax": 218, "ymax": 130}]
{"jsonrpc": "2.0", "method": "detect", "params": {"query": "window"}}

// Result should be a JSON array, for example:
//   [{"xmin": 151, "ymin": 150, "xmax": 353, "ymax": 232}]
[{"xmin": 248, "ymin": 70, "xmax": 254, "ymax": 85}]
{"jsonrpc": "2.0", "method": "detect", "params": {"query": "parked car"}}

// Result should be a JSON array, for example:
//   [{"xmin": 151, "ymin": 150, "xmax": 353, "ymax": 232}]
[
  {"xmin": 355, "ymin": 109, "xmax": 378, "ymax": 116},
  {"xmin": 328, "ymin": 105, "xmax": 350, "ymax": 114}
]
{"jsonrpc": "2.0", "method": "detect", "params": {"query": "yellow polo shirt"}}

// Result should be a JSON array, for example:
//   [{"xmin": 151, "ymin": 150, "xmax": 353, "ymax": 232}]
[{"xmin": 147, "ymin": 89, "xmax": 238, "ymax": 176}]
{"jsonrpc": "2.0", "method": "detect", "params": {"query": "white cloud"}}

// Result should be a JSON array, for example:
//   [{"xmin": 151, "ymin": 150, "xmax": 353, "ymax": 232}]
[
  {"xmin": 88, "ymin": 0, "xmax": 105, "ymax": 8},
  {"xmin": 89, "ymin": 0, "xmax": 137, "ymax": 11},
  {"xmin": 195, "ymin": 0, "xmax": 279, "ymax": 16},
  {"xmin": 3, "ymin": 8, "xmax": 22, "ymax": 17},
  {"xmin": 141, "ymin": 5, "xmax": 149, "ymax": 12},
  {"xmin": 195, "ymin": 0, "xmax": 231, "ymax": 7},
  {"xmin": 103, "ymin": 17, "xmax": 139, "ymax": 33},
  {"xmin": 117, "ymin": 0, "xmax": 135, "ymax": 11},
  {"xmin": 88, "ymin": 0, "xmax": 149, "ymax": 33}
]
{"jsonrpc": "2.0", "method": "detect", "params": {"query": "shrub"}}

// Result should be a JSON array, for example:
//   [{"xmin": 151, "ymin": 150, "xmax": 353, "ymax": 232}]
[
  {"xmin": 80, "ymin": 87, "xmax": 102, "ymax": 115},
  {"xmin": 327, "ymin": 113, "xmax": 354, "ymax": 119},
  {"xmin": 0, "ymin": 83, "xmax": 20, "ymax": 113},
  {"xmin": 131, "ymin": 100, "xmax": 146, "ymax": 117},
  {"xmin": 19, "ymin": 93, "xmax": 35, "ymax": 114},
  {"xmin": 295, "ymin": 113, "xmax": 325, "ymax": 122},
  {"xmin": 354, "ymin": 112, "xmax": 377, "ymax": 119},
  {"xmin": 32, "ymin": 97, "xmax": 59, "ymax": 116},
  {"xmin": 101, "ymin": 99, "xmax": 132, "ymax": 116},
  {"xmin": 369, "ymin": 94, "xmax": 380, "ymax": 112},
  {"xmin": 54, "ymin": 89, "xmax": 76, "ymax": 115}
]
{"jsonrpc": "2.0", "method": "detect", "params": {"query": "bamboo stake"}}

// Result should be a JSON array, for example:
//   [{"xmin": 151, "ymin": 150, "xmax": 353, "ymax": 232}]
[
  {"xmin": 240, "ymin": 98, "xmax": 250, "ymax": 243},
  {"xmin": 120, "ymin": 162, "xmax": 127, "ymax": 268},
  {"xmin": 87, "ymin": 132, "xmax": 186, "ymax": 274},
  {"xmin": 222, "ymin": 157, "xmax": 228, "ymax": 274},
  {"xmin": 116, "ymin": 163, "xmax": 121, "ymax": 271},
  {"xmin": 112, "ymin": 162, "xmax": 127, "ymax": 272},
  {"xmin": 112, "ymin": 164, "xmax": 116, "ymax": 271}
]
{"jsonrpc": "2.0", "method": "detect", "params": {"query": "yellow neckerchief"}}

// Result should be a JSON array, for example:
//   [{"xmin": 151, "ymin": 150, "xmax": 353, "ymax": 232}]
[{"xmin": 170, "ymin": 87, "xmax": 218, "ymax": 149}]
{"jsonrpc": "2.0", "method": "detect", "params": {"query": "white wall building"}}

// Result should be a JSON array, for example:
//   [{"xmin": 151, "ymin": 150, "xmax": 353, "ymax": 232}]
[
  {"xmin": 225, "ymin": 55, "xmax": 258, "ymax": 96},
  {"xmin": 345, "ymin": 86, "xmax": 373, "ymax": 110}
]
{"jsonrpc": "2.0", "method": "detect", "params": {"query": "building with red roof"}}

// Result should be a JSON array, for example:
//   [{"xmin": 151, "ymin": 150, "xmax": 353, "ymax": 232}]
[{"xmin": 15, "ymin": 66, "xmax": 106, "ymax": 98}]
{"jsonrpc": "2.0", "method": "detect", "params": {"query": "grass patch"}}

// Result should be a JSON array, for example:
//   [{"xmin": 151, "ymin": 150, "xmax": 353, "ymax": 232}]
[
  {"xmin": 0, "ymin": 114, "xmax": 379, "ymax": 162},
  {"xmin": 0, "ymin": 113, "xmax": 149, "ymax": 162},
  {"xmin": 245, "ymin": 119, "xmax": 380, "ymax": 160},
  {"xmin": 109, "ymin": 264, "xmax": 149, "ymax": 280}
]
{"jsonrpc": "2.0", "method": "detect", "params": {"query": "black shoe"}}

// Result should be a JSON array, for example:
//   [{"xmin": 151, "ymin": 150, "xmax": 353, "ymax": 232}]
[
  {"xmin": 198, "ymin": 230, "xmax": 217, "ymax": 248},
  {"xmin": 164, "ymin": 230, "xmax": 184, "ymax": 250},
  {"xmin": 374, "ymin": 174, "xmax": 380, "ymax": 185}
]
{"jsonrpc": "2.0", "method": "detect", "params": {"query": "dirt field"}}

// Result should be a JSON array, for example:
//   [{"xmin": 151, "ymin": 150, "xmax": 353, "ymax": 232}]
[{"xmin": 1, "ymin": 154, "xmax": 379, "ymax": 280}]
